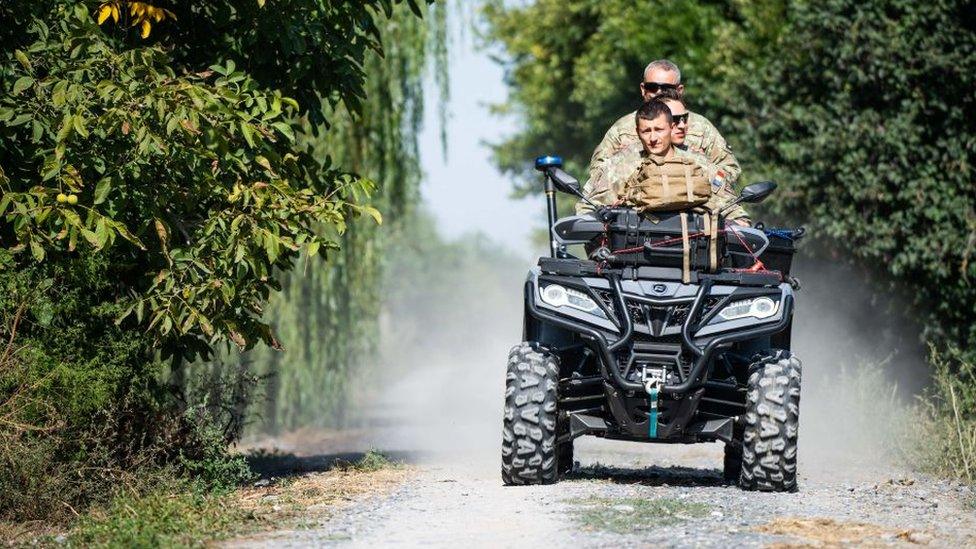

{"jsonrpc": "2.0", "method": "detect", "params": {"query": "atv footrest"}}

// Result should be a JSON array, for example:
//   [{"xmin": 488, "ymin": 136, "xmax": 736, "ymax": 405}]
[
  {"xmin": 568, "ymin": 412, "xmax": 608, "ymax": 439},
  {"xmin": 687, "ymin": 418, "xmax": 734, "ymax": 442}
]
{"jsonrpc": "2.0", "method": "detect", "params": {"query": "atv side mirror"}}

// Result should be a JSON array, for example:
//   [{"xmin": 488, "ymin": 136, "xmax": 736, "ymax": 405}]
[
  {"xmin": 548, "ymin": 168, "xmax": 581, "ymax": 195},
  {"xmin": 739, "ymin": 181, "xmax": 777, "ymax": 204}
]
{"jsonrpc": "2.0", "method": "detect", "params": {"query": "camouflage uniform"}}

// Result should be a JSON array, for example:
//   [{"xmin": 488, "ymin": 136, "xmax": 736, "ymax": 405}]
[
  {"xmin": 676, "ymin": 148, "xmax": 750, "ymax": 224},
  {"xmin": 576, "ymin": 143, "xmax": 749, "ymax": 224},
  {"xmin": 576, "ymin": 142, "xmax": 643, "ymax": 213},
  {"xmin": 583, "ymin": 109, "xmax": 741, "ymax": 192}
]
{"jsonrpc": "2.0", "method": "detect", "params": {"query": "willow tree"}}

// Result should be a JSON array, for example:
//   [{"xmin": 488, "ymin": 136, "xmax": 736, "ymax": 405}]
[{"xmin": 244, "ymin": 2, "xmax": 449, "ymax": 431}]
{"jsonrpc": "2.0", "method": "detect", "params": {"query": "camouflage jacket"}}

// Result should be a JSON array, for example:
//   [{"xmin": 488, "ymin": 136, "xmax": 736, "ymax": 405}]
[
  {"xmin": 576, "ymin": 143, "xmax": 749, "ymax": 223},
  {"xmin": 584, "ymin": 109, "xmax": 741, "ymax": 191}
]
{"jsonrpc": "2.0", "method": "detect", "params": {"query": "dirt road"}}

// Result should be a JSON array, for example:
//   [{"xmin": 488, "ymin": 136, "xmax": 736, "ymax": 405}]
[
  {"xmin": 235, "ymin": 433, "xmax": 975, "ymax": 547},
  {"xmin": 232, "ymin": 403, "xmax": 976, "ymax": 546}
]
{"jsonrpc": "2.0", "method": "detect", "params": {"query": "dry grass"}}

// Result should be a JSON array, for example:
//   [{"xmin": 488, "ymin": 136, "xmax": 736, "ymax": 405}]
[
  {"xmin": 232, "ymin": 461, "xmax": 414, "ymax": 529},
  {"xmin": 756, "ymin": 517, "xmax": 926, "ymax": 548},
  {"xmin": 912, "ymin": 350, "xmax": 976, "ymax": 483}
]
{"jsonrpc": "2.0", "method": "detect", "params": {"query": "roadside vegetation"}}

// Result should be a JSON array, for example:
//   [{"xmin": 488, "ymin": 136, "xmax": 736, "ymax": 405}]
[
  {"xmin": 0, "ymin": 0, "xmax": 444, "ymax": 538},
  {"xmin": 482, "ymin": 0, "xmax": 975, "ymax": 480},
  {"xmin": 0, "ymin": 450, "xmax": 403, "ymax": 547},
  {"xmin": 915, "ymin": 351, "xmax": 976, "ymax": 483}
]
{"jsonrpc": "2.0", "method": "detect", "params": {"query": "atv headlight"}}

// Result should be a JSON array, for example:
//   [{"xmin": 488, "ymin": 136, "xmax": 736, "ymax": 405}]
[
  {"xmin": 716, "ymin": 296, "xmax": 779, "ymax": 322},
  {"xmin": 540, "ymin": 284, "xmax": 601, "ymax": 314}
]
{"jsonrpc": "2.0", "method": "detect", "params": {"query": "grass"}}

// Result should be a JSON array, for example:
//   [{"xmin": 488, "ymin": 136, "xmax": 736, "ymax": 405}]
[
  {"xmin": 911, "ymin": 349, "xmax": 976, "ymax": 483},
  {"xmin": 66, "ymin": 480, "xmax": 247, "ymax": 548},
  {"xmin": 566, "ymin": 496, "xmax": 710, "ymax": 534},
  {"xmin": 343, "ymin": 449, "xmax": 394, "ymax": 472},
  {"xmin": 1, "ymin": 450, "xmax": 408, "ymax": 547}
]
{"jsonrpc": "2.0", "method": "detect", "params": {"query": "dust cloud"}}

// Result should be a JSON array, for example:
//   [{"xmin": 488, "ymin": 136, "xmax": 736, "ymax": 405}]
[
  {"xmin": 355, "ymin": 231, "xmax": 927, "ymax": 477},
  {"xmin": 791, "ymin": 255, "xmax": 926, "ymax": 477},
  {"xmin": 354, "ymin": 232, "xmax": 536, "ymax": 465}
]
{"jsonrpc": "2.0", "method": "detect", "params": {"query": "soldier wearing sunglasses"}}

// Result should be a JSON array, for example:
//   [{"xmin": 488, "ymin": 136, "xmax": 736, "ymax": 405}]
[{"xmin": 583, "ymin": 59, "xmax": 741, "ymax": 199}]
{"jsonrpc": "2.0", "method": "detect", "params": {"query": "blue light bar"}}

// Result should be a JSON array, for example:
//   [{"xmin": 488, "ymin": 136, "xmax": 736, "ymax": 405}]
[{"xmin": 534, "ymin": 155, "xmax": 563, "ymax": 171}]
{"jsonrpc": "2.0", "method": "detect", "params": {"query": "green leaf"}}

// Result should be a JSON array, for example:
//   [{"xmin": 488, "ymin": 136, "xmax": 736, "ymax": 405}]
[
  {"xmin": 81, "ymin": 228, "xmax": 100, "ymax": 247},
  {"xmin": 112, "ymin": 220, "xmax": 146, "ymax": 250},
  {"xmin": 61, "ymin": 208, "xmax": 83, "ymax": 228},
  {"xmin": 29, "ymin": 239, "xmax": 45, "ymax": 261},
  {"xmin": 271, "ymin": 121, "xmax": 294, "ymax": 141},
  {"xmin": 12, "ymin": 76, "xmax": 34, "ymax": 95},
  {"xmin": 41, "ymin": 157, "xmax": 60, "ymax": 182},
  {"xmin": 263, "ymin": 232, "xmax": 279, "ymax": 262},
  {"xmin": 94, "ymin": 218, "xmax": 110, "ymax": 249},
  {"xmin": 9, "ymin": 113, "xmax": 31, "ymax": 127},
  {"xmin": 93, "ymin": 178, "xmax": 111, "ymax": 204},
  {"xmin": 14, "ymin": 49, "xmax": 30, "ymax": 70},
  {"xmin": 361, "ymin": 205, "xmax": 383, "ymax": 225},
  {"xmin": 116, "ymin": 302, "xmax": 136, "ymax": 326},
  {"xmin": 255, "ymin": 155, "xmax": 272, "ymax": 171},
  {"xmin": 72, "ymin": 114, "xmax": 89, "ymax": 138},
  {"xmin": 241, "ymin": 122, "xmax": 255, "ymax": 147},
  {"xmin": 56, "ymin": 113, "xmax": 73, "ymax": 142}
]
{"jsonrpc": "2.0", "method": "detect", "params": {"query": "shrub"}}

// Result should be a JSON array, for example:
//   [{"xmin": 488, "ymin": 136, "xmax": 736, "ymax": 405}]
[{"xmin": 913, "ymin": 349, "xmax": 976, "ymax": 483}]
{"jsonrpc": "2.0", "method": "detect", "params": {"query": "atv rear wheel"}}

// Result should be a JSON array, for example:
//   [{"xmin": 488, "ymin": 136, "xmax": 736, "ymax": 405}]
[
  {"xmin": 502, "ymin": 343, "xmax": 560, "ymax": 485},
  {"xmin": 740, "ymin": 350, "xmax": 802, "ymax": 492}
]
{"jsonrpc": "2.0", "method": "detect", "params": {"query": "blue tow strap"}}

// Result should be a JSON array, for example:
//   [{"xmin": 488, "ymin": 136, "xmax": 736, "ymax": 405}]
[{"xmin": 647, "ymin": 385, "xmax": 659, "ymax": 438}]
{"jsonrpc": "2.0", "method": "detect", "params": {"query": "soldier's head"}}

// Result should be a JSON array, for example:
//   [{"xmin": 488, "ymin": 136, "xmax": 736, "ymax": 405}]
[
  {"xmin": 657, "ymin": 90, "xmax": 689, "ymax": 146},
  {"xmin": 640, "ymin": 59, "xmax": 684, "ymax": 102},
  {"xmin": 635, "ymin": 100, "xmax": 674, "ymax": 156}
]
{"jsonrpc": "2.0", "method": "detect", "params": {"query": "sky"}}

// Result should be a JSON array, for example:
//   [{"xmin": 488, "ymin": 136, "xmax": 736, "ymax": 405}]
[{"xmin": 416, "ymin": 7, "xmax": 542, "ymax": 261}]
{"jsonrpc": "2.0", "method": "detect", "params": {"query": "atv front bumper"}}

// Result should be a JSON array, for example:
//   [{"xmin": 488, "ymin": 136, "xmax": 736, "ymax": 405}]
[{"xmin": 524, "ymin": 269, "xmax": 794, "ymax": 442}]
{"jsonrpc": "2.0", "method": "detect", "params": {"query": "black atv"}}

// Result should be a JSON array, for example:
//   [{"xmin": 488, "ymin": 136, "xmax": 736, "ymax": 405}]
[{"xmin": 501, "ymin": 155, "xmax": 805, "ymax": 492}]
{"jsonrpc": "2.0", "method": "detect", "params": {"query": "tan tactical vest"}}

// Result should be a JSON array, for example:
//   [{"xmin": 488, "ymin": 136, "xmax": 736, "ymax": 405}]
[
  {"xmin": 620, "ymin": 154, "xmax": 718, "ymax": 282},
  {"xmin": 621, "ymin": 154, "xmax": 711, "ymax": 214}
]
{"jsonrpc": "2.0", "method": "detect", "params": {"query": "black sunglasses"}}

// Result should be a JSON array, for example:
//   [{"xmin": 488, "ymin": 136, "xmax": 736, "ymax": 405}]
[
  {"xmin": 641, "ymin": 81, "xmax": 677, "ymax": 93},
  {"xmin": 671, "ymin": 112, "xmax": 689, "ymax": 124}
]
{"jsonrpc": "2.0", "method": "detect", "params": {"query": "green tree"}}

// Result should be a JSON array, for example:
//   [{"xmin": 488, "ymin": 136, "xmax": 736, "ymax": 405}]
[
  {"xmin": 0, "ymin": 0, "xmax": 436, "ymax": 519},
  {"xmin": 728, "ymin": 0, "xmax": 976, "ymax": 355}
]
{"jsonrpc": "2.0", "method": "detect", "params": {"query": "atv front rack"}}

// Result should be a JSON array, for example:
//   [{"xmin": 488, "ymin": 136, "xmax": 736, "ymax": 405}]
[{"xmin": 525, "ymin": 270, "xmax": 794, "ymax": 395}]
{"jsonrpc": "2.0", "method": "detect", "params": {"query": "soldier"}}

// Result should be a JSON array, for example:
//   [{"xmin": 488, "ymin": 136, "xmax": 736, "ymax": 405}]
[
  {"xmin": 581, "ymin": 59, "xmax": 741, "ymax": 199},
  {"xmin": 659, "ymin": 92, "xmax": 746, "ymax": 224},
  {"xmin": 577, "ymin": 100, "xmax": 749, "ymax": 226}
]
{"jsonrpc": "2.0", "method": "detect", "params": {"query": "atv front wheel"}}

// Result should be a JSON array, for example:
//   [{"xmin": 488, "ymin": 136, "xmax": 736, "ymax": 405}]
[
  {"xmin": 502, "ymin": 342, "xmax": 560, "ymax": 485},
  {"xmin": 739, "ymin": 351, "xmax": 802, "ymax": 492}
]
